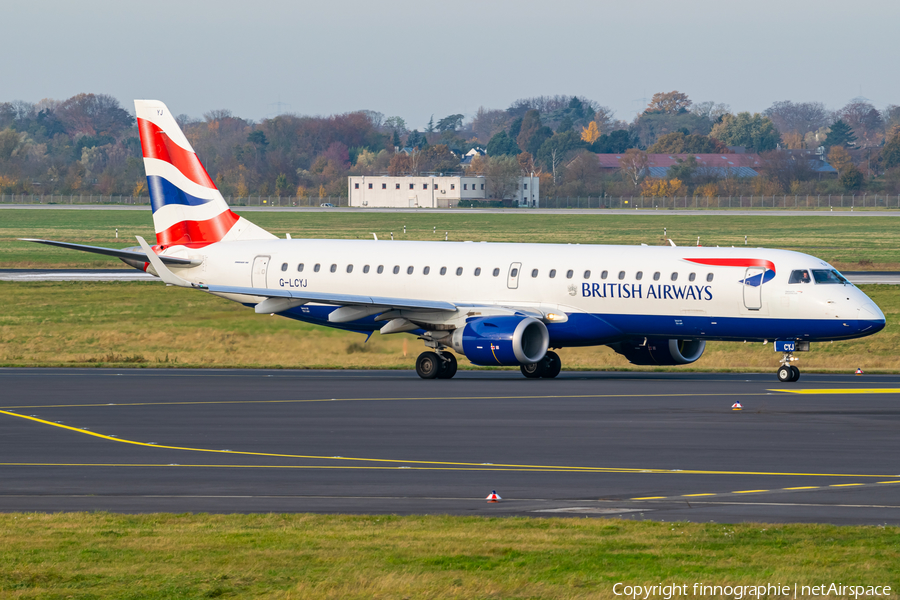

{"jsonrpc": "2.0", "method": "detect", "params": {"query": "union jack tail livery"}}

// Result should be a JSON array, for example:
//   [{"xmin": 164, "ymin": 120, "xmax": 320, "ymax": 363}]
[{"xmin": 135, "ymin": 100, "xmax": 274, "ymax": 247}]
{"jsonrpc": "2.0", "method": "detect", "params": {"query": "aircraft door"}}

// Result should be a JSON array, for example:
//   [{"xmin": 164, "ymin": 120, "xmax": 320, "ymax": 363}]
[
  {"xmin": 252, "ymin": 255, "xmax": 270, "ymax": 288},
  {"xmin": 742, "ymin": 267, "xmax": 764, "ymax": 310},
  {"xmin": 507, "ymin": 262, "xmax": 522, "ymax": 289}
]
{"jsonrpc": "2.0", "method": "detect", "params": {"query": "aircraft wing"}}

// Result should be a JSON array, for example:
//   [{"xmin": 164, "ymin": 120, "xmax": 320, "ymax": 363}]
[
  {"xmin": 21, "ymin": 239, "xmax": 201, "ymax": 267},
  {"xmin": 205, "ymin": 283, "xmax": 458, "ymax": 313}
]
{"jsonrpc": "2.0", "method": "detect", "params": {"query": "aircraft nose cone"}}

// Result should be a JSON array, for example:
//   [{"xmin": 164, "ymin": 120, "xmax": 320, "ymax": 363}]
[{"xmin": 859, "ymin": 302, "xmax": 886, "ymax": 333}]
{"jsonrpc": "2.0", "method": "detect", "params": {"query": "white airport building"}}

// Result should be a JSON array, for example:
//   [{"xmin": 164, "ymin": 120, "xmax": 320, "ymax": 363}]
[{"xmin": 348, "ymin": 175, "xmax": 539, "ymax": 208}]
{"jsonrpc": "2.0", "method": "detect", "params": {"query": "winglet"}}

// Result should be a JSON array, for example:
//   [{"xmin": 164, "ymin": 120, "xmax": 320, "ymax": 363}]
[{"xmin": 136, "ymin": 235, "xmax": 199, "ymax": 288}]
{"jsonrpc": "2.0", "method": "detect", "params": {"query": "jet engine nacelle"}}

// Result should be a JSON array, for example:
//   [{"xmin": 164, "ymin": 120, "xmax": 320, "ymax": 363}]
[
  {"xmin": 450, "ymin": 316, "xmax": 549, "ymax": 366},
  {"xmin": 609, "ymin": 338, "xmax": 706, "ymax": 366}
]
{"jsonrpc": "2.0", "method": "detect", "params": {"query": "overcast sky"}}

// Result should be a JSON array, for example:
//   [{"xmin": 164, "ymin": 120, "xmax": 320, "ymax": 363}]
[{"xmin": 6, "ymin": 0, "xmax": 899, "ymax": 129}]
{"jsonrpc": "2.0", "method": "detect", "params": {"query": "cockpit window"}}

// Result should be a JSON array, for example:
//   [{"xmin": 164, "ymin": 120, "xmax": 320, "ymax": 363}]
[
  {"xmin": 811, "ymin": 269, "xmax": 850, "ymax": 285},
  {"xmin": 788, "ymin": 269, "xmax": 811, "ymax": 284}
]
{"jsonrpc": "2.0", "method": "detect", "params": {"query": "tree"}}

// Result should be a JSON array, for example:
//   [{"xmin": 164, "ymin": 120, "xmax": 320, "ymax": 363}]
[
  {"xmin": 388, "ymin": 152, "xmax": 412, "ymax": 175},
  {"xmin": 580, "ymin": 121, "xmax": 601, "ymax": 144},
  {"xmin": 838, "ymin": 99, "xmax": 883, "ymax": 145},
  {"xmin": 517, "ymin": 152, "xmax": 536, "ymax": 176},
  {"xmin": 425, "ymin": 115, "xmax": 435, "ymax": 134},
  {"xmin": 418, "ymin": 144, "xmax": 459, "ymax": 174},
  {"xmin": 709, "ymin": 112, "xmax": 780, "ymax": 152},
  {"xmin": 823, "ymin": 120, "xmax": 857, "ymax": 148},
  {"xmin": 485, "ymin": 130, "xmax": 519, "ymax": 156},
  {"xmin": 758, "ymin": 150, "xmax": 817, "ymax": 190},
  {"xmin": 880, "ymin": 128, "xmax": 900, "ymax": 170},
  {"xmin": 383, "ymin": 116, "xmax": 408, "ymax": 134},
  {"xmin": 631, "ymin": 111, "xmax": 711, "ymax": 148},
  {"xmin": 764, "ymin": 101, "xmax": 829, "ymax": 139},
  {"xmin": 406, "ymin": 130, "xmax": 428, "ymax": 149},
  {"xmin": 827, "ymin": 146, "xmax": 853, "ymax": 175},
  {"xmin": 436, "ymin": 114, "xmax": 464, "ymax": 133},
  {"xmin": 647, "ymin": 132, "xmax": 726, "ymax": 154},
  {"xmin": 483, "ymin": 155, "xmax": 520, "ymax": 200},
  {"xmin": 619, "ymin": 149, "xmax": 649, "ymax": 187},
  {"xmin": 840, "ymin": 165, "xmax": 863, "ymax": 190},
  {"xmin": 56, "ymin": 93, "xmax": 132, "ymax": 137},
  {"xmin": 537, "ymin": 131, "xmax": 579, "ymax": 183},
  {"xmin": 645, "ymin": 91, "xmax": 692, "ymax": 114},
  {"xmin": 692, "ymin": 101, "xmax": 731, "ymax": 122},
  {"xmin": 591, "ymin": 129, "xmax": 637, "ymax": 153},
  {"xmin": 516, "ymin": 110, "xmax": 551, "ymax": 155},
  {"xmin": 667, "ymin": 155, "xmax": 699, "ymax": 182},
  {"xmin": 470, "ymin": 107, "xmax": 510, "ymax": 142}
]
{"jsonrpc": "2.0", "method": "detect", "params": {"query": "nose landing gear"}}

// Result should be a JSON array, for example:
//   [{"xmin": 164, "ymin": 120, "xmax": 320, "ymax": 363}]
[{"xmin": 774, "ymin": 340, "xmax": 805, "ymax": 382}]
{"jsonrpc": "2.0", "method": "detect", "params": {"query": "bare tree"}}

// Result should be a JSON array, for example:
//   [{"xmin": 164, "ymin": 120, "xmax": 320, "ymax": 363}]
[
  {"xmin": 484, "ymin": 155, "xmax": 519, "ymax": 200},
  {"xmin": 764, "ymin": 101, "xmax": 830, "ymax": 138},
  {"xmin": 619, "ymin": 149, "xmax": 649, "ymax": 188},
  {"xmin": 837, "ymin": 98, "xmax": 883, "ymax": 144}
]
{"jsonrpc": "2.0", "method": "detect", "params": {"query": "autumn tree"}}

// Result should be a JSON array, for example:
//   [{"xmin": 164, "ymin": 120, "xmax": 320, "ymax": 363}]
[
  {"xmin": 419, "ymin": 144, "xmax": 459, "ymax": 173},
  {"xmin": 619, "ymin": 149, "xmax": 649, "ymax": 187},
  {"xmin": 758, "ymin": 150, "xmax": 817, "ymax": 190},
  {"xmin": 709, "ymin": 112, "xmax": 779, "ymax": 152},
  {"xmin": 537, "ymin": 131, "xmax": 580, "ymax": 183},
  {"xmin": 388, "ymin": 152, "xmax": 412, "ymax": 175},
  {"xmin": 880, "ymin": 127, "xmax": 900, "ymax": 170},
  {"xmin": 580, "ymin": 121, "xmax": 601, "ymax": 144},
  {"xmin": 827, "ymin": 146, "xmax": 854, "ymax": 175},
  {"xmin": 837, "ymin": 99, "xmax": 883, "ymax": 145},
  {"xmin": 645, "ymin": 91, "xmax": 692, "ymax": 114}
]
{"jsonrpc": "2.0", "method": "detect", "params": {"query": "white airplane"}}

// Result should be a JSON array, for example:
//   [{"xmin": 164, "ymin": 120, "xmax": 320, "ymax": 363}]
[{"xmin": 24, "ymin": 100, "xmax": 886, "ymax": 382}]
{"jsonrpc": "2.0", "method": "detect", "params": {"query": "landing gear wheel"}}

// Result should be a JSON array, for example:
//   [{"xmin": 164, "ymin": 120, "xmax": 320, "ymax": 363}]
[
  {"xmin": 542, "ymin": 351, "xmax": 561, "ymax": 379},
  {"xmin": 790, "ymin": 365, "xmax": 800, "ymax": 382},
  {"xmin": 520, "ymin": 361, "xmax": 544, "ymax": 378},
  {"xmin": 777, "ymin": 365, "xmax": 793, "ymax": 383},
  {"xmin": 437, "ymin": 353, "xmax": 458, "ymax": 379},
  {"xmin": 416, "ymin": 351, "xmax": 441, "ymax": 379}
]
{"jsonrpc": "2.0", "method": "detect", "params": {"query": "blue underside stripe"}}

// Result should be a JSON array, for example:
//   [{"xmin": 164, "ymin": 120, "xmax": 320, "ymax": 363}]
[
  {"xmin": 272, "ymin": 305, "xmax": 884, "ymax": 345},
  {"xmin": 147, "ymin": 175, "xmax": 215, "ymax": 213}
]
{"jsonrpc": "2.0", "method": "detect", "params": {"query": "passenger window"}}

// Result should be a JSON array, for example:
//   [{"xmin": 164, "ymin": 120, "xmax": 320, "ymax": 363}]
[
  {"xmin": 584, "ymin": 270, "xmax": 592, "ymax": 279},
  {"xmin": 618, "ymin": 271, "xmax": 625, "ymax": 280},
  {"xmin": 346, "ymin": 265, "xmax": 353, "ymax": 273},
  {"xmin": 330, "ymin": 264, "xmax": 337, "ymax": 273},
  {"xmin": 635, "ymin": 271, "xmax": 643, "ymax": 280},
  {"xmin": 407, "ymin": 266, "xmax": 414, "ymax": 274},
  {"xmin": 653, "ymin": 272, "xmax": 660, "ymax": 281},
  {"xmin": 377, "ymin": 265, "xmax": 384, "ymax": 274},
  {"xmin": 297, "ymin": 263, "xmax": 304, "ymax": 272},
  {"xmin": 671, "ymin": 273, "xmax": 678, "ymax": 281},
  {"xmin": 314, "ymin": 264, "xmax": 321, "ymax": 272},
  {"xmin": 566, "ymin": 269, "xmax": 573, "ymax": 279},
  {"xmin": 440, "ymin": 267, "xmax": 447, "ymax": 275},
  {"xmin": 474, "ymin": 267, "xmax": 481, "ymax": 276},
  {"xmin": 531, "ymin": 269, "xmax": 539, "ymax": 278},
  {"xmin": 600, "ymin": 270, "xmax": 607, "ymax": 280},
  {"xmin": 363, "ymin": 265, "xmax": 370, "ymax": 273},
  {"xmin": 456, "ymin": 267, "xmax": 463, "ymax": 276},
  {"xmin": 510, "ymin": 268, "xmax": 519, "ymax": 277},
  {"xmin": 688, "ymin": 272, "xmax": 695, "ymax": 282},
  {"xmin": 493, "ymin": 268, "xmax": 500, "ymax": 277},
  {"xmin": 393, "ymin": 265, "xmax": 400, "ymax": 274},
  {"xmin": 706, "ymin": 273, "xmax": 714, "ymax": 282},
  {"xmin": 281, "ymin": 262, "xmax": 288, "ymax": 272},
  {"xmin": 789, "ymin": 269, "xmax": 811, "ymax": 284},
  {"xmin": 423, "ymin": 266, "xmax": 430, "ymax": 275},
  {"xmin": 549, "ymin": 269, "xmax": 556, "ymax": 278}
]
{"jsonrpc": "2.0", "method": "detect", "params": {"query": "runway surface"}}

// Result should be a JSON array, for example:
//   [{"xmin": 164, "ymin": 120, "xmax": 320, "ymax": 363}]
[
  {"xmin": 1, "ymin": 368, "xmax": 898, "ymax": 524},
  {"xmin": 2, "ymin": 268, "xmax": 897, "ymax": 284}
]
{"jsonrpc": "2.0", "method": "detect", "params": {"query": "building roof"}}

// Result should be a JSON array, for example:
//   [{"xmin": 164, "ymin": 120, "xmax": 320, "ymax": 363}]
[
  {"xmin": 647, "ymin": 166, "xmax": 759, "ymax": 178},
  {"xmin": 595, "ymin": 153, "xmax": 763, "ymax": 169}
]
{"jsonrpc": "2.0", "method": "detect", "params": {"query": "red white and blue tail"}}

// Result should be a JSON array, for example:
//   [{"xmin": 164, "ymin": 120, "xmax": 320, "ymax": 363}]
[{"xmin": 135, "ymin": 100, "xmax": 274, "ymax": 247}]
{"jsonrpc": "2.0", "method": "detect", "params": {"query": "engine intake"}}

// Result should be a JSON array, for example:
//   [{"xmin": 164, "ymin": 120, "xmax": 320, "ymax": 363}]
[
  {"xmin": 609, "ymin": 338, "xmax": 706, "ymax": 366},
  {"xmin": 450, "ymin": 316, "xmax": 549, "ymax": 366}
]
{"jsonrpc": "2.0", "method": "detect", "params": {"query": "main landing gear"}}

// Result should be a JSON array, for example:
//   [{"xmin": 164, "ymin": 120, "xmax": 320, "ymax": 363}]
[
  {"xmin": 520, "ymin": 351, "xmax": 561, "ymax": 379},
  {"xmin": 415, "ymin": 351, "xmax": 457, "ymax": 380}
]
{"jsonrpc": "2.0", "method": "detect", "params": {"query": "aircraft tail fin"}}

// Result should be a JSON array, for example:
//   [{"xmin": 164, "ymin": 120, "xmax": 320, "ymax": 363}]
[{"xmin": 134, "ymin": 100, "xmax": 274, "ymax": 246}]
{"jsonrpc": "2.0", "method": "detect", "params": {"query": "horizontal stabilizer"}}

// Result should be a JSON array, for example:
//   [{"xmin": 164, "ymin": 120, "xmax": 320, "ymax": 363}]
[{"xmin": 20, "ymin": 239, "xmax": 200, "ymax": 267}]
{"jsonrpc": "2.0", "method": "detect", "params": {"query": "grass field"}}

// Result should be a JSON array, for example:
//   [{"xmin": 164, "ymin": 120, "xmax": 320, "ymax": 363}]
[
  {"xmin": 1, "ymin": 513, "xmax": 897, "ymax": 599},
  {"xmin": 2, "ymin": 208, "xmax": 900, "ymax": 269},
  {"xmin": 0, "ymin": 281, "xmax": 896, "ymax": 372}
]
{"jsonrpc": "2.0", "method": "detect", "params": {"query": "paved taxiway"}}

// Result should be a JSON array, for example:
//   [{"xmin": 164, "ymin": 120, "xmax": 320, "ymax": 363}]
[{"xmin": 1, "ymin": 368, "xmax": 898, "ymax": 524}]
